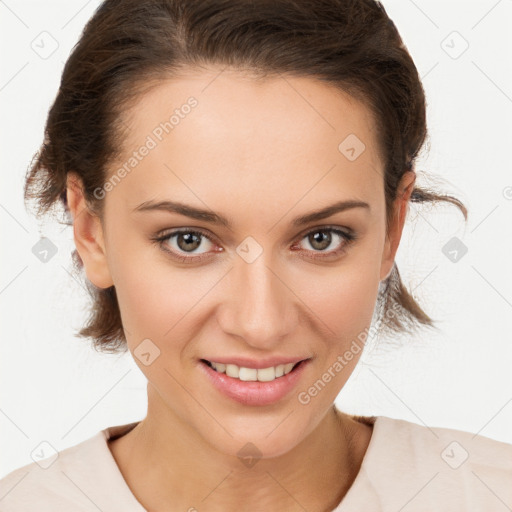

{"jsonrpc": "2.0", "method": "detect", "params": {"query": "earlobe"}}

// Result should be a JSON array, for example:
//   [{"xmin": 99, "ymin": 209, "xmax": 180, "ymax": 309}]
[{"xmin": 66, "ymin": 173, "xmax": 114, "ymax": 289}]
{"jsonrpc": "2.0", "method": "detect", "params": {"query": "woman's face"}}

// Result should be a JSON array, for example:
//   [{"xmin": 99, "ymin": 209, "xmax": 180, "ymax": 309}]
[{"xmin": 77, "ymin": 68, "xmax": 412, "ymax": 458}]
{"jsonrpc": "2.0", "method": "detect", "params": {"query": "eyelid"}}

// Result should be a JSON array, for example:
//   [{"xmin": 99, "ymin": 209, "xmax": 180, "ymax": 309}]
[
  {"xmin": 154, "ymin": 226, "xmax": 219, "ymax": 253},
  {"xmin": 152, "ymin": 224, "xmax": 356, "ymax": 262},
  {"xmin": 290, "ymin": 223, "xmax": 355, "ymax": 243},
  {"xmin": 289, "ymin": 224, "xmax": 356, "ymax": 258}
]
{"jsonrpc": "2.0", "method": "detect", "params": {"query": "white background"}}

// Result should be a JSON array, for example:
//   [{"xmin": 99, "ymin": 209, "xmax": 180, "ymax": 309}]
[{"xmin": 1, "ymin": 0, "xmax": 511, "ymax": 478}]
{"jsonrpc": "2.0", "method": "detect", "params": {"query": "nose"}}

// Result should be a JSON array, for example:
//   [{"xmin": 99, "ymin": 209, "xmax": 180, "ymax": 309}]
[{"xmin": 216, "ymin": 253, "xmax": 298, "ymax": 350}]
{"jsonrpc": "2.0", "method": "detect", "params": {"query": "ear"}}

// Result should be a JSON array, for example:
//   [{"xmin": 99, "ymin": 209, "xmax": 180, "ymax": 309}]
[
  {"xmin": 379, "ymin": 170, "xmax": 416, "ymax": 281},
  {"xmin": 66, "ymin": 172, "xmax": 114, "ymax": 289}
]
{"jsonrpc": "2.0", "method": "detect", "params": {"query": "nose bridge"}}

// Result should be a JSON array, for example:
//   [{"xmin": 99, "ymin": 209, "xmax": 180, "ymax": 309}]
[{"xmin": 219, "ymin": 248, "xmax": 295, "ymax": 347}]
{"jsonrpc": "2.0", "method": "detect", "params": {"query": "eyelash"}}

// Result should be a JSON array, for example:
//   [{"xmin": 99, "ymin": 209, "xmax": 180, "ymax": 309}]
[{"xmin": 151, "ymin": 225, "xmax": 357, "ymax": 264}]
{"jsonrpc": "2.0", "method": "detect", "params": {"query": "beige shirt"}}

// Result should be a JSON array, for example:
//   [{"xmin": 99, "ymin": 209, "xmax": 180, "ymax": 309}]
[{"xmin": 1, "ymin": 415, "xmax": 511, "ymax": 511}]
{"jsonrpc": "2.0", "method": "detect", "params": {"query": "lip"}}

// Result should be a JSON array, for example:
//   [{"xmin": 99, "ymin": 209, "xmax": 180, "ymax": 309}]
[
  {"xmin": 198, "ymin": 358, "xmax": 311, "ymax": 406},
  {"xmin": 200, "ymin": 356, "xmax": 308, "ymax": 370}
]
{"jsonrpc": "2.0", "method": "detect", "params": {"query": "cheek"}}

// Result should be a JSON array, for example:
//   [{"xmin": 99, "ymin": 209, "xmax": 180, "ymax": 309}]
[
  {"xmin": 108, "ymin": 235, "xmax": 216, "ymax": 354},
  {"xmin": 312, "ymin": 277, "xmax": 379, "ymax": 350},
  {"xmin": 114, "ymin": 265, "xmax": 196, "ymax": 339},
  {"xmin": 108, "ymin": 219, "xmax": 382, "ymax": 346},
  {"xmin": 104, "ymin": 231, "xmax": 177, "ymax": 337},
  {"xmin": 292, "ymin": 250, "xmax": 382, "ymax": 338}
]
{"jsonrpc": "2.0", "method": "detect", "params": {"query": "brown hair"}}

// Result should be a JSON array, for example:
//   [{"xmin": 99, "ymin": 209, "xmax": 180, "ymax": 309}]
[{"xmin": 24, "ymin": 0, "xmax": 467, "ymax": 354}]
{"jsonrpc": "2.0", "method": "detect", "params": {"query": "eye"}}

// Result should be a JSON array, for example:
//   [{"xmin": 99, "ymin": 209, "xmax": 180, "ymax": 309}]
[
  {"xmin": 151, "ymin": 225, "xmax": 357, "ymax": 263},
  {"xmin": 292, "ymin": 226, "xmax": 357, "ymax": 260},
  {"xmin": 152, "ymin": 228, "xmax": 220, "ymax": 263}
]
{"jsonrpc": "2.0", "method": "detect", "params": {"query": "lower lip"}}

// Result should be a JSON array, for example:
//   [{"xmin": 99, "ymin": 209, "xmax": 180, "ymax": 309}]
[{"xmin": 199, "ymin": 359, "xmax": 311, "ymax": 406}]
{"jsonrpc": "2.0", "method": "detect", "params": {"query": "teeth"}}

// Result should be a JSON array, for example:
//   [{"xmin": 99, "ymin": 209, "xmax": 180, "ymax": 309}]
[
  {"xmin": 209, "ymin": 361, "xmax": 299, "ymax": 382},
  {"xmin": 213, "ymin": 362, "xmax": 226, "ymax": 373},
  {"xmin": 284, "ymin": 362, "xmax": 294, "ymax": 374}
]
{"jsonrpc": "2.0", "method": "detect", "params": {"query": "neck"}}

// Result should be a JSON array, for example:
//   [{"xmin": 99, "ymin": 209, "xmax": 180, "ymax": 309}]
[{"xmin": 108, "ymin": 389, "xmax": 371, "ymax": 512}]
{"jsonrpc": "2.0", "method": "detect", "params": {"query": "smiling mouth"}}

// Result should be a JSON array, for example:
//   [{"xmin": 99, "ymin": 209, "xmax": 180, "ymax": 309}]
[{"xmin": 200, "ymin": 359, "xmax": 305, "ymax": 382}]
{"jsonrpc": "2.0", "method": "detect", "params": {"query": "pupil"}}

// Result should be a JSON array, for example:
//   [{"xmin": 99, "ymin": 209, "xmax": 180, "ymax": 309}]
[
  {"xmin": 310, "ymin": 231, "xmax": 330, "ymax": 250},
  {"xmin": 178, "ymin": 232, "xmax": 201, "ymax": 251}
]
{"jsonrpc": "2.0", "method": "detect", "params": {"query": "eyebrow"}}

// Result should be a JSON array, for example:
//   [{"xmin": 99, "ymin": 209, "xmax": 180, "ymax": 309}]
[{"xmin": 132, "ymin": 199, "xmax": 370, "ymax": 228}]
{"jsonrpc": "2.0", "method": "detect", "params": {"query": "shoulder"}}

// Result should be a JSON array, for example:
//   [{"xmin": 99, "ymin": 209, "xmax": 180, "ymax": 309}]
[
  {"xmin": 380, "ymin": 416, "xmax": 512, "ymax": 509},
  {"xmin": 342, "ymin": 415, "xmax": 512, "ymax": 511},
  {"xmin": 0, "ymin": 431, "xmax": 107, "ymax": 512},
  {"xmin": 0, "ymin": 423, "xmax": 142, "ymax": 512},
  {"xmin": 376, "ymin": 415, "xmax": 512, "ymax": 471}
]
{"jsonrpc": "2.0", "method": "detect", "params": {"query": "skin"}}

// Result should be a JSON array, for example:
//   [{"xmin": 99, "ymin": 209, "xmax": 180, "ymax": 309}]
[{"xmin": 66, "ymin": 68, "xmax": 415, "ymax": 511}]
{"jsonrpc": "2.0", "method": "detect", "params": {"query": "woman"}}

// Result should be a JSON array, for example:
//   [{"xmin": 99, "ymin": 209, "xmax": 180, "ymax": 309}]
[{"xmin": 1, "ymin": 0, "xmax": 511, "ymax": 510}]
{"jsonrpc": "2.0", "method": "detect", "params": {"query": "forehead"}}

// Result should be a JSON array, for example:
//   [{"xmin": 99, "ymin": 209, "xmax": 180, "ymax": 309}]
[{"xmin": 110, "ymin": 69, "xmax": 384, "ymax": 215}]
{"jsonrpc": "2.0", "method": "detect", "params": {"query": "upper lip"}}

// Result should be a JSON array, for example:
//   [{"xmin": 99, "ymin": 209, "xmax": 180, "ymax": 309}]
[{"xmin": 201, "ymin": 356, "xmax": 310, "ymax": 370}]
